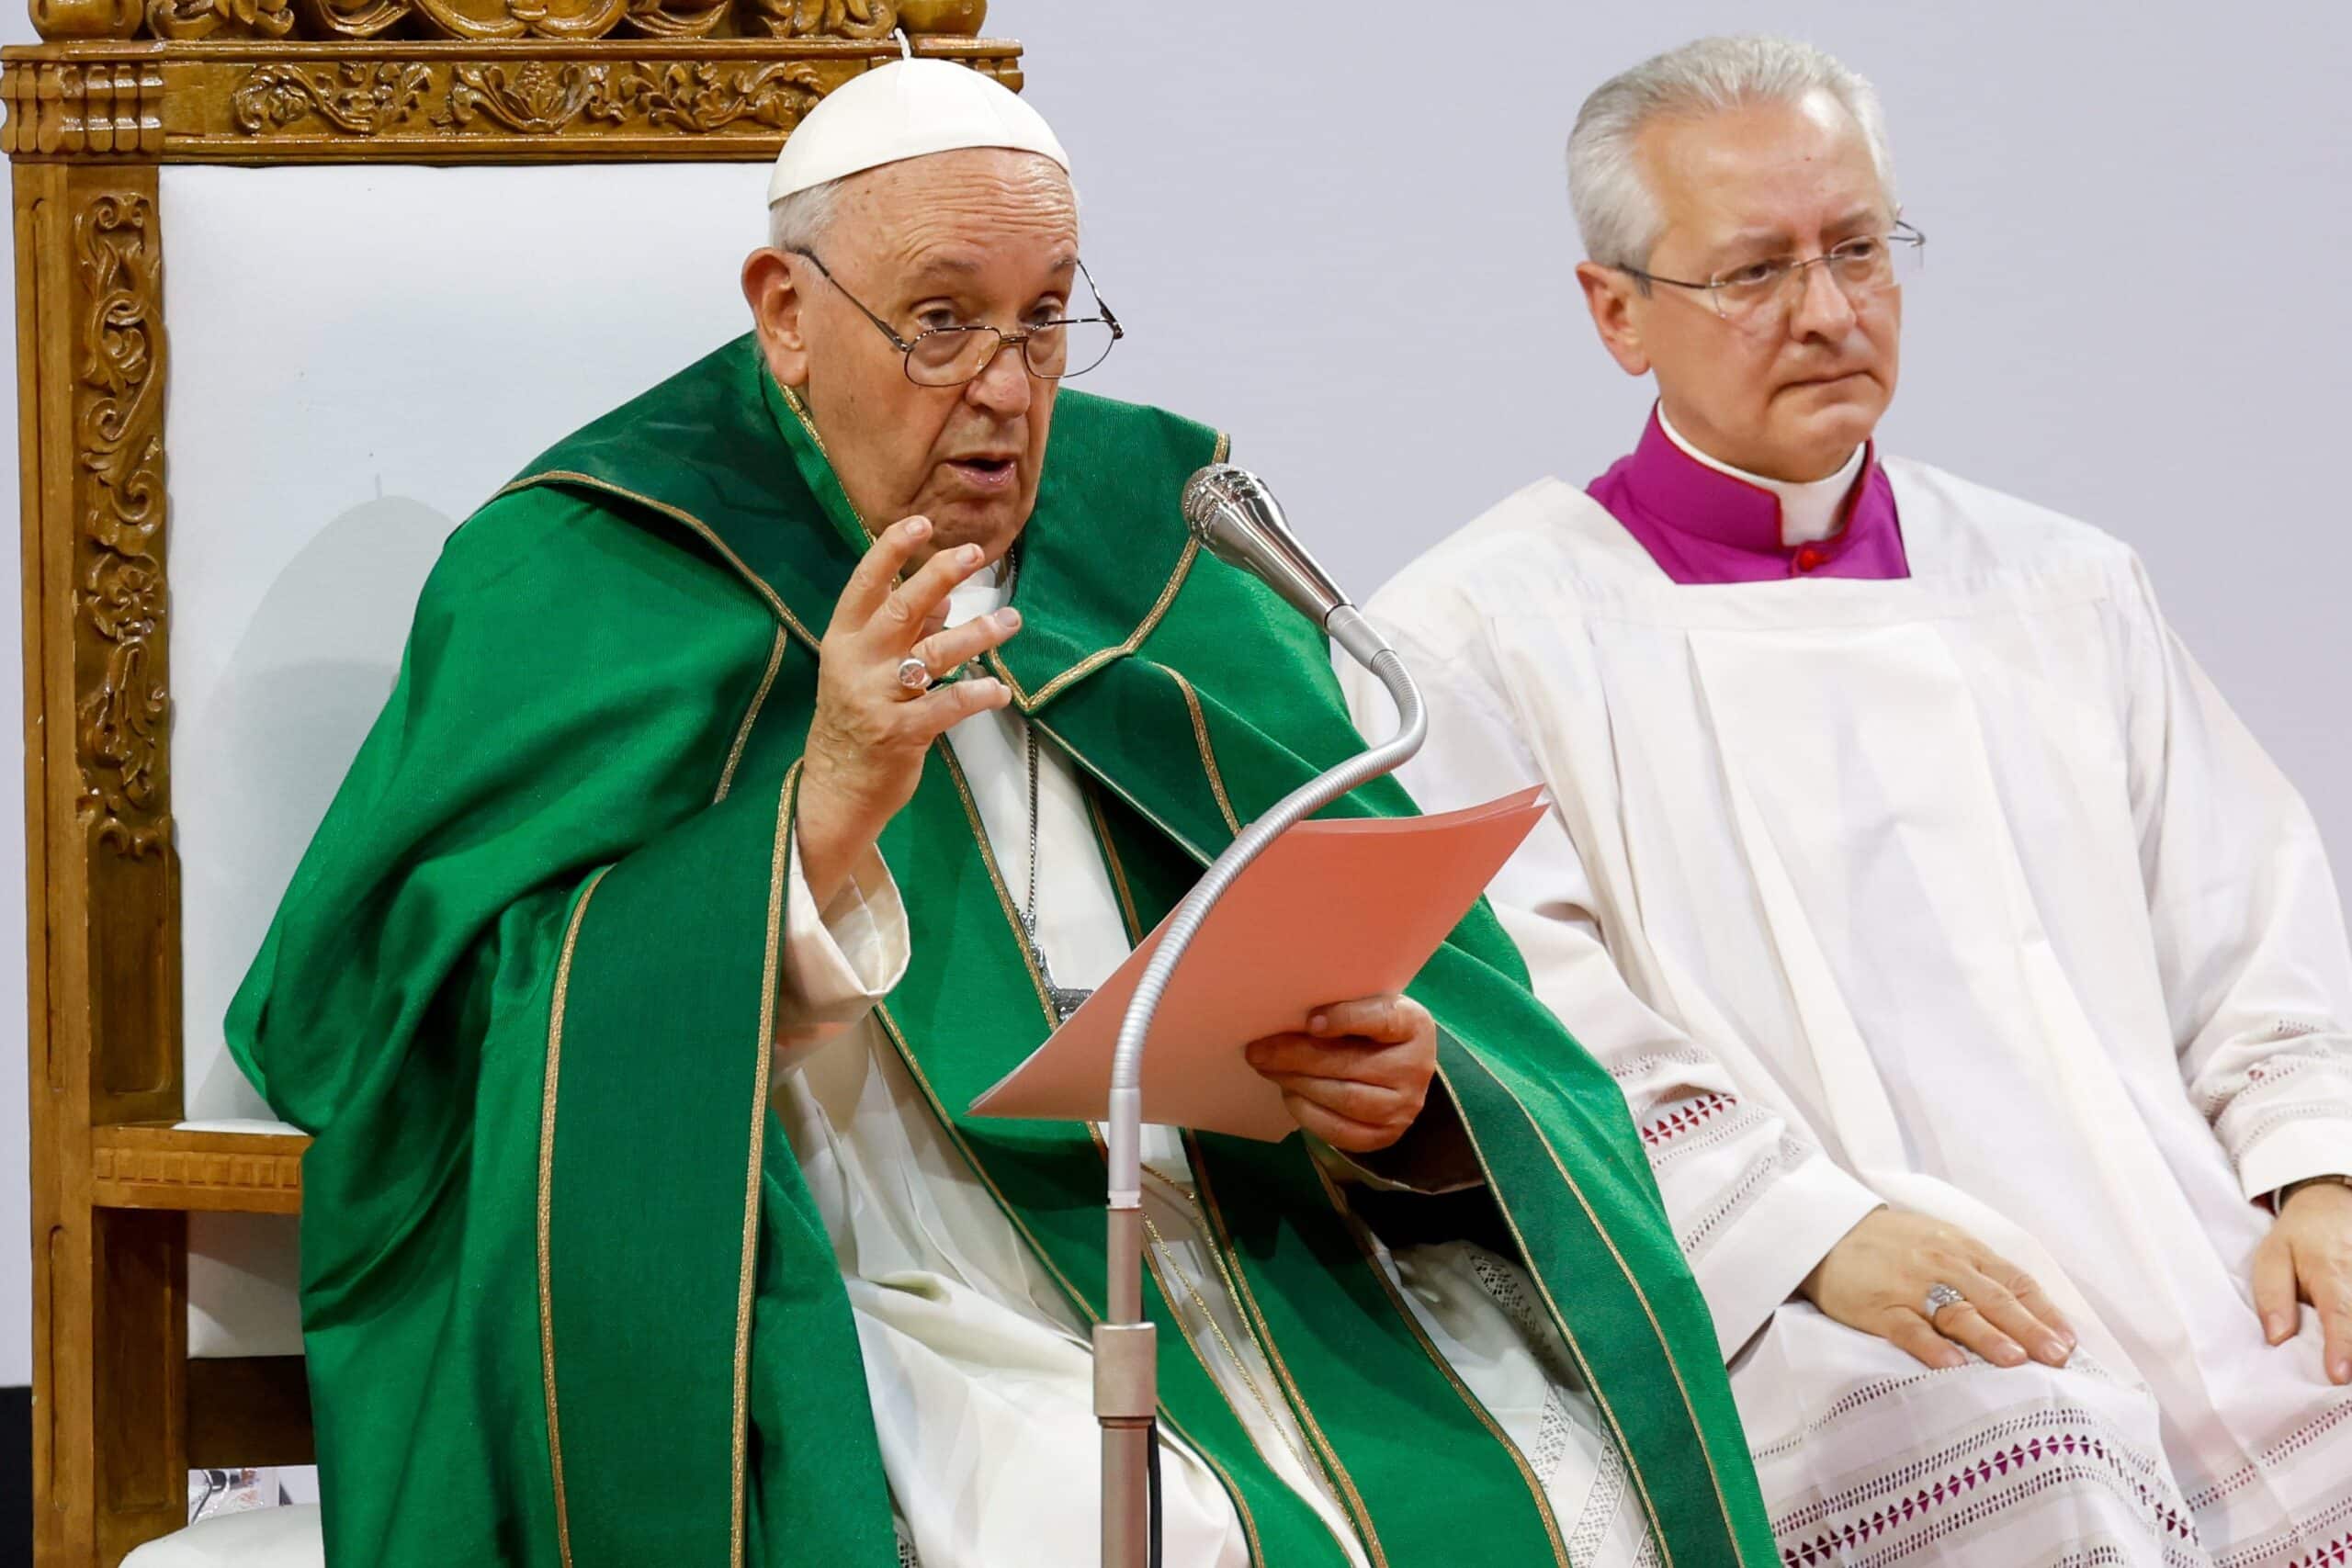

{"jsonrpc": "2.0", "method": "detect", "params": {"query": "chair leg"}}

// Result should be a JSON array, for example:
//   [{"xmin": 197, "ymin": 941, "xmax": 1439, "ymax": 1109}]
[{"xmin": 92, "ymin": 1209, "xmax": 187, "ymax": 1568}]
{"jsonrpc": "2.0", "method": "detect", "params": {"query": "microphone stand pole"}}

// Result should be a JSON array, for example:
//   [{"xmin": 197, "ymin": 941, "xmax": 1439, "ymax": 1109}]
[{"xmin": 1097, "ymin": 605, "xmax": 1427, "ymax": 1568}]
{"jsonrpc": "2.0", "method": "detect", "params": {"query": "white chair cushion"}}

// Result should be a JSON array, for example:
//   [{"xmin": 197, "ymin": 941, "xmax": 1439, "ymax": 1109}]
[{"xmin": 120, "ymin": 1506, "xmax": 323, "ymax": 1567}]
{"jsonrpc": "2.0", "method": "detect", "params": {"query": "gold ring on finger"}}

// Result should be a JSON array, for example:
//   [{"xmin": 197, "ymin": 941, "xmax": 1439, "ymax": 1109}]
[{"xmin": 896, "ymin": 656, "xmax": 933, "ymax": 693}]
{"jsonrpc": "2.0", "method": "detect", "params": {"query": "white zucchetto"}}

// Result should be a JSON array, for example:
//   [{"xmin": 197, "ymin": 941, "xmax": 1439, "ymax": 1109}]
[{"xmin": 767, "ymin": 58, "xmax": 1069, "ymax": 204}]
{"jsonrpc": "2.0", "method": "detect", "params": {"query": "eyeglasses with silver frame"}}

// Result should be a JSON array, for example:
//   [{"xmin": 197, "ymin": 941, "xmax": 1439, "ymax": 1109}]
[
  {"xmin": 1616, "ymin": 219, "xmax": 1927, "ymax": 330},
  {"xmin": 787, "ymin": 247, "xmax": 1125, "ymax": 388}
]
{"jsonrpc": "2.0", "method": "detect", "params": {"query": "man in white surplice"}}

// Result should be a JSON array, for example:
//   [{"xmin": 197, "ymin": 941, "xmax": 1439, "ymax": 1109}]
[{"xmin": 1344, "ymin": 35, "xmax": 2352, "ymax": 1568}]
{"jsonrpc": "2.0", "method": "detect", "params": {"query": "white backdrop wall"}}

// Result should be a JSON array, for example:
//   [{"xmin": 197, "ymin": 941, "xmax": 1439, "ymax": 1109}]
[{"xmin": 0, "ymin": 1, "xmax": 2346, "ymax": 1385}]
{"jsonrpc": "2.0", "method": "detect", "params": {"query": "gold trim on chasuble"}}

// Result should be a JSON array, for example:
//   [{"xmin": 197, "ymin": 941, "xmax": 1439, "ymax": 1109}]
[
  {"xmin": 716, "ymin": 627, "xmax": 791, "ymax": 804},
  {"xmin": 1091, "ymin": 676, "xmax": 1560, "ymax": 1558},
  {"xmin": 531, "ymin": 763, "xmax": 795, "ymax": 1568},
  {"xmin": 729, "ymin": 761, "xmax": 800, "ymax": 1568},
  {"xmin": 1082, "ymin": 791, "xmax": 1146, "ymax": 939},
  {"xmin": 492, "ymin": 472, "xmax": 825, "ymax": 656},
  {"xmin": 989, "ymin": 423, "xmax": 1228, "ymax": 715},
  {"xmin": 1134, "ymin": 1196, "xmax": 1315, "ymax": 1479},
  {"xmin": 1153, "ymin": 662, "xmax": 1243, "ymax": 835},
  {"xmin": 1186, "ymin": 1152, "xmax": 1391, "ymax": 1566},
  {"xmin": 990, "ymin": 534, "xmax": 1202, "ymax": 714},
  {"xmin": 1088, "ymin": 797, "xmax": 1380, "ymax": 1561},
  {"xmin": 1430, "ymin": 1061, "xmax": 1713, "ymax": 1568},
  {"xmin": 1306, "ymin": 1162, "xmax": 1570, "ymax": 1566},
  {"xmin": 511, "ymin": 465, "xmax": 819, "ymax": 1566},
  {"xmin": 876, "ymin": 746, "xmax": 1321, "ymax": 1562},
  {"xmin": 776, "ymin": 380, "xmax": 839, "ymax": 467},
  {"xmin": 538, "ymin": 866, "xmax": 616, "ymax": 1568},
  {"xmin": 1486, "ymin": 1073, "xmax": 1747, "ymax": 1562}
]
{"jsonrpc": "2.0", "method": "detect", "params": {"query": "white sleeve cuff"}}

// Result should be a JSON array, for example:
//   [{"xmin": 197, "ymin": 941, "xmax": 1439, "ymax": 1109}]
[
  {"xmin": 775, "ymin": 829, "xmax": 910, "ymax": 1067},
  {"xmin": 1695, "ymin": 1151, "xmax": 1882, "ymax": 1362},
  {"xmin": 2235, "ymin": 1116, "xmax": 2352, "ymax": 1205}
]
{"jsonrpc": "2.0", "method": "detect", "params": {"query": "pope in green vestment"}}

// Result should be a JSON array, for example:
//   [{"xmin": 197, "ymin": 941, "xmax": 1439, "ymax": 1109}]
[{"xmin": 227, "ymin": 58, "xmax": 1774, "ymax": 1568}]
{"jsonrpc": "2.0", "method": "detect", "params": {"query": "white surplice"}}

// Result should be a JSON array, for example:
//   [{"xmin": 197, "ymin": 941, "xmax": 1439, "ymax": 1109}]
[
  {"xmin": 763, "ymin": 570, "xmax": 1654, "ymax": 1568},
  {"xmin": 1343, "ymin": 460, "xmax": 2352, "ymax": 1568}
]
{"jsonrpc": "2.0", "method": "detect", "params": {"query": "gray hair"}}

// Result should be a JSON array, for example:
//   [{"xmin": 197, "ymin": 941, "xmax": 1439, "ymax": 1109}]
[
  {"xmin": 1566, "ymin": 35, "xmax": 1896, "ymax": 273},
  {"xmin": 769, "ymin": 175, "xmax": 845, "ymax": 254}
]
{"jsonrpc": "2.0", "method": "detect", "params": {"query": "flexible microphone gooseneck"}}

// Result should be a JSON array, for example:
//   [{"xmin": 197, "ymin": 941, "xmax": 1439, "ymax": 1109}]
[{"xmin": 1093, "ymin": 465, "xmax": 1429, "ymax": 1568}]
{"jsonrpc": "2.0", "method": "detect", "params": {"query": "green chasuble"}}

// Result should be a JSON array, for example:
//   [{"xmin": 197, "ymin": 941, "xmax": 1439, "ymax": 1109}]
[{"xmin": 229, "ymin": 334, "xmax": 1774, "ymax": 1568}]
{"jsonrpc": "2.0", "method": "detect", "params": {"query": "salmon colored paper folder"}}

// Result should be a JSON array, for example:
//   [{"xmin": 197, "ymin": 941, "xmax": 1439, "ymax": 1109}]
[{"xmin": 967, "ymin": 785, "xmax": 1550, "ymax": 1141}]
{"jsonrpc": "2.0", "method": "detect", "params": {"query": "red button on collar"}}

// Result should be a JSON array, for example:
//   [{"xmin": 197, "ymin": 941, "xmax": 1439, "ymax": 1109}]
[{"xmin": 1792, "ymin": 544, "xmax": 1829, "ymax": 574}]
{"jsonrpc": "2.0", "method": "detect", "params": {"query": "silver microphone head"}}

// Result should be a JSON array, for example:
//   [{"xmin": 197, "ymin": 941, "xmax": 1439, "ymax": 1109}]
[{"xmin": 1181, "ymin": 463, "xmax": 1351, "ymax": 627}]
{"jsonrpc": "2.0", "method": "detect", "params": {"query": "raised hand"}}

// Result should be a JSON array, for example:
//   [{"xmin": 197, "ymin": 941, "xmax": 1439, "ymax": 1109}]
[{"xmin": 797, "ymin": 515, "xmax": 1020, "ymax": 903}]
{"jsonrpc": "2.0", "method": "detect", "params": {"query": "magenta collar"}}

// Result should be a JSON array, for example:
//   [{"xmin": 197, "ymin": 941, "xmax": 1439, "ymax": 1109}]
[{"xmin": 1588, "ymin": 408, "xmax": 1909, "ymax": 583}]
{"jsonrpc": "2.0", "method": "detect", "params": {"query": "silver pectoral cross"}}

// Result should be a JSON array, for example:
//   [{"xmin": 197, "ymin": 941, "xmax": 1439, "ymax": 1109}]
[{"xmin": 1023, "ymin": 928, "xmax": 1093, "ymax": 1027}]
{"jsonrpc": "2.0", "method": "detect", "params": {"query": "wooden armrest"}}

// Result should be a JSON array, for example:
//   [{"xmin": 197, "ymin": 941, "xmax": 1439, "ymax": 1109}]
[{"xmin": 92, "ymin": 1125, "xmax": 310, "ymax": 1215}]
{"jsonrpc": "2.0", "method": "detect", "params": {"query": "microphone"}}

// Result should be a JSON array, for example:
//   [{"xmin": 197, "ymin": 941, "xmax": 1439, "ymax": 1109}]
[
  {"xmin": 1098, "ymin": 461, "xmax": 1430, "ymax": 1568},
  {"xmin": 1181, "ymin": 463, "xmax": 1391, "ymax": 670}
]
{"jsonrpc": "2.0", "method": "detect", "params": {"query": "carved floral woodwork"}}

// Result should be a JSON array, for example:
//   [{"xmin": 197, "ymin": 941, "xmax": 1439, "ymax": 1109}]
[
  {"xmin": 227, "ymin": 59, "xmax": 428, "ymax": 133},
  {"xmin": 894, "ymin": 0, "xmax": 982, "ymax": 31},
  {"xmin": 0, "ymin": 0, "xmax": 1012, "ymax": 163},
  {"xmin": 3, "ymin": 34, "xmax": 1021, "ymax": 164},
  {"xmin": 623, "ymin": 0, "xmax": 729, "ymax": 42},
  {"xmin": 615, "ymin": 59, "xmax": 828, "ymax": 130},
  {"xmin": 747, "ymin": 0, "xmax": 890, "ymax": 40},
  {"xmin": 15, "ymin": 0, "xmax": 994, "ymax": 41},
  {"xmin": 72, "ymin": 189, "xmax": 169, "ymax": 858},
  {"xmin": 146, "ymin": 0, "xmax": 297, "ymax": 42},
  {"xmin": 216, "ymin": 52, "xmax": 838, "ymax": 139}
]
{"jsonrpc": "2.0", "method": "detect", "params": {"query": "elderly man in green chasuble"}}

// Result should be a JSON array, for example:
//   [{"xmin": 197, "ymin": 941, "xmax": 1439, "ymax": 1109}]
[{"xmin": 228, "ymin": 58, "xmax": 1770, "ymax": 1568}]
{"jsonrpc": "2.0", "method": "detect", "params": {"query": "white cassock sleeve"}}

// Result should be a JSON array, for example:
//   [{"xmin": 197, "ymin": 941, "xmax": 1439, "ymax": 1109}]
[
  {"xmin": 773, "ymin": 829, "xmax": 911, "ymax": 1071},
  {"xmin": 2124, "ymin": 564, "xmax": 2352, "ymax": 1201},
  {"xmin": 1339, "ymin": 626, "xmax": 1881, "ymax": 1360}
]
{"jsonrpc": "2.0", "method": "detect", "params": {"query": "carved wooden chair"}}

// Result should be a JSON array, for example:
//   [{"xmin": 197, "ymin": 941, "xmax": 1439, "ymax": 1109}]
[{"xmin": 6, "ymin": 5, "xmax": 1023, "ymax": 1562}]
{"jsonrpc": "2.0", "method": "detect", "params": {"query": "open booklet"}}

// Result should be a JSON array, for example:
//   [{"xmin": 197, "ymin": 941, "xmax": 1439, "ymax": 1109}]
[{"xmin": 967, "ymin": 784, "xmax": 1550, "ymax": 1142}]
